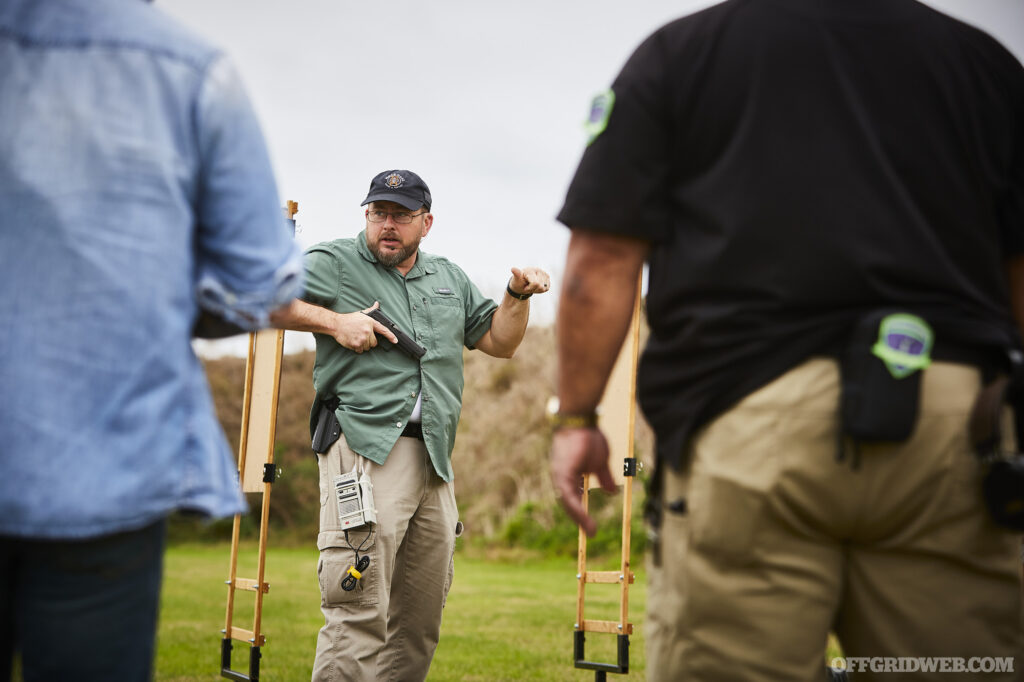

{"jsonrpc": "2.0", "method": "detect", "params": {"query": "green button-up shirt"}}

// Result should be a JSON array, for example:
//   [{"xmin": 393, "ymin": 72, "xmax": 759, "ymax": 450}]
[{"xmin": 302, "ymin": 231, "xmax": 498, "ymax": 482}]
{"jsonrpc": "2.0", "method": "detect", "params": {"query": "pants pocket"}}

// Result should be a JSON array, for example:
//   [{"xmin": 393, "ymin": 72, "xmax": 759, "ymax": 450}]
[
  {"xmin": 688, "ymin": 473, "xmax": 767, "ymax": 565},
  {"xmin": 318, "ymin": 528, "xmax": 379, "ymax": 607}
]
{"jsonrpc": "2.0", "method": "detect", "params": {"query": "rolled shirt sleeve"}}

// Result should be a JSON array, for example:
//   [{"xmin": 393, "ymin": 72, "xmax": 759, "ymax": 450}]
[
  {"xmin": 301, "ymin": 247, "xmax": 343, "ymax": 308},
  {"xmin": 459, "ymin": 267, "xmax": 498, "ymax": 348}
]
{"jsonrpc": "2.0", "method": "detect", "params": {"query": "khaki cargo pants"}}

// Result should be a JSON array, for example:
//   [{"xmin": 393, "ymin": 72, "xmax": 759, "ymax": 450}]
[
  {"xmin": 312, "ymin": 434, "xmax": 458, "ymax": 682},
  {"xmin": 648, "ymin": 358, "xmax": 1024, "ymax": 681}
]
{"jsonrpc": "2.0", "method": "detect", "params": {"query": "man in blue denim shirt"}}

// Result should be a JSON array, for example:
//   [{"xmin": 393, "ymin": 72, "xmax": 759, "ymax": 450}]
[{"xmin": 0, "ymin": 1, "xmax": 303, "ymax": 679}]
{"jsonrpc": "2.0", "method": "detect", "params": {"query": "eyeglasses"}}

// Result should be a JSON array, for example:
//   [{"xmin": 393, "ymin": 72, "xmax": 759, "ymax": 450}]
[{"xmin": 366, "ymin": 209, "xmax": 428, "ymax": 225}]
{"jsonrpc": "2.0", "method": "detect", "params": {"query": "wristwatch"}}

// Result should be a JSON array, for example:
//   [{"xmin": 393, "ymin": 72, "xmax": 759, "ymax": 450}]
[
  {"xmin": 506, "ymin": 282, "xmax": 532, "ymax": 300},
  {"xmin": 546, "ymin": 397, "xmax": 598, "ymax": 430}
]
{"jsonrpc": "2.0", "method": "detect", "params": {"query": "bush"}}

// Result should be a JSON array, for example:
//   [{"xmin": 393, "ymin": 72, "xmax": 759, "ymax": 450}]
[
  {"xmin": 190, "ymin": 326, "xmax": 657, "ymax": 556},
  {"xmin": 496, "ymin": 489, "xmax": 648, "ymax": 562}
]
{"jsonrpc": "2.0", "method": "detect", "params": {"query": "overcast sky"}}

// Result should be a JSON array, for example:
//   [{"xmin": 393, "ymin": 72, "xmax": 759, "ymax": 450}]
[{"xmin": 167, "ymin": 0, "xmax": 1024, "ymax": 356}]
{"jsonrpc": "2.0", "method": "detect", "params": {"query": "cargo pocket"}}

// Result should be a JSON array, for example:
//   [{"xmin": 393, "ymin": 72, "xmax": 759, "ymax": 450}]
[
  {"xmin": 442, "ymin": 520, "xmax": 463, "ymax": 608},
  {"xmin": 318, "ymin": 528, "xmax": 379, "ymax": 607},
  {"xmin": 441, "ymin": 553, "xmax": 455, "ymax": 608}
]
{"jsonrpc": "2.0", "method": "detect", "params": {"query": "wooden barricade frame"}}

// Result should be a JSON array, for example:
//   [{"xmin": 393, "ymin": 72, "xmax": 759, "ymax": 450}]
[
  {"xmin": 220, "ymin": 200, "xmax": 297, "ymax": 682},
  {"xmin": 573, "ymin": 274, "xmax": 643, "ymax": 681}
]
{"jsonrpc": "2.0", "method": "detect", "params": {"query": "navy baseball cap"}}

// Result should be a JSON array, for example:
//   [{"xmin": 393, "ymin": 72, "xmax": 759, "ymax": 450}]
[{"xmin": 360, "ymin": 170, "xmax": 432, "ymax": 211}]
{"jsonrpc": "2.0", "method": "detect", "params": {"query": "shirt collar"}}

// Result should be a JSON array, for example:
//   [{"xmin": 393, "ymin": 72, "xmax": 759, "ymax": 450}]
[{"xmin": 763, "ymin": 0, "xmax": 919, "ymax": 22}]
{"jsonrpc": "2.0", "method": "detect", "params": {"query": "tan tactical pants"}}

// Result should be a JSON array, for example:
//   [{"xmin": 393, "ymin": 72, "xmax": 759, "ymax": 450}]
[
  {"xmin": 312, "ymin": 434, "xmax": 458, "ymax": 682},
  {"xmin": 648, "ymin": 358, "xmax": 1024, "ymax": 681}
]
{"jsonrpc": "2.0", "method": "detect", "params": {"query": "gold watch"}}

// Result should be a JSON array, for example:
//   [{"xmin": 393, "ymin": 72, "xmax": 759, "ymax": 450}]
[{"xmin": 546, "ymin": 397, "xmax": 598, "ymax": 430}]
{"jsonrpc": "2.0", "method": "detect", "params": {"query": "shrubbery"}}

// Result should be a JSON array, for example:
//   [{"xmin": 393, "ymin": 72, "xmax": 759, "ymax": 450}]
[
  {"xmin": 185, "ymin": 325, "xmax": 654, "ymax": 559},
  {"xmin": 497, "ymin": 492, "xmax": 648, "ymax": 561}
]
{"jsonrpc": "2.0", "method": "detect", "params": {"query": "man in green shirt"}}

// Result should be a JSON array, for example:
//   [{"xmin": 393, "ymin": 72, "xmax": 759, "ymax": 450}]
[{"xmin": 271, "ymin": 169, "xmax": 550, "ymax": 682}]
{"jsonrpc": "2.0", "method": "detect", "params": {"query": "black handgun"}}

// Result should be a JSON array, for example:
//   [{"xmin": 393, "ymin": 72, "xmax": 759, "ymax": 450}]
[{"xmin": 366, "ymin": 307, "xmax": 426, "ymax": 359}]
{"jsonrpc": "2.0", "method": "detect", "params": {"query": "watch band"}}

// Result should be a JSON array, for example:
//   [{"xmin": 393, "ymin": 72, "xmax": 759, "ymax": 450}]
[
  {"xmin": 549, "ymin": 411, "xmax": 599, "ymax": 430},
  {"xmin": 506, "ymin": 283, "xmax": 532, "ymax": 300}
]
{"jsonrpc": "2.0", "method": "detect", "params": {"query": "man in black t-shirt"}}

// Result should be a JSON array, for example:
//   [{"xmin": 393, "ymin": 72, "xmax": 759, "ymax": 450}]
[{"xmin": 549, "ymin": 1, "xmax": 1024, "ymax": 679}]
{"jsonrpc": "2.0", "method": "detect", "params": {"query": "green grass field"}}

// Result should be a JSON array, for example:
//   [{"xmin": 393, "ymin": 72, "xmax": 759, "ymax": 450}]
[{"xmin": 157, "ymin": 543, "xmax": 644, "ymax": 681}]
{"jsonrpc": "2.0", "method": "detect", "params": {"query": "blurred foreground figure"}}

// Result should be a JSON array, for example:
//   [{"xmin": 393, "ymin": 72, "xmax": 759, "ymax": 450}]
[
  {"xmin": 550, "ymin": 1, "xmax": 1024, "ymax": 680},
  {"xmin": 0, "ymin": 0, "xmax": 303, "ymax": 679}
]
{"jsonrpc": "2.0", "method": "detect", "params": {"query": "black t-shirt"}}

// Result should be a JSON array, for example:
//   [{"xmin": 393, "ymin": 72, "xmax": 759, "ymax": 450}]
[{"xmin": 557, "ymin": 0, "xmax": 1024, "ymax": 469}]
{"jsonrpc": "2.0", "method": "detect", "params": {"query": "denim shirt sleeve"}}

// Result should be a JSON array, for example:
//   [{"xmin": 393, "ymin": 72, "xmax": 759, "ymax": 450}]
[{"xmin": 193, "ymin": 56, "xmax": 303, "ymax": 328}]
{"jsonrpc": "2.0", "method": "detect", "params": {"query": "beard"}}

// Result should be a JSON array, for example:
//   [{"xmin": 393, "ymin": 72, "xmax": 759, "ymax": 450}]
[{"xmin": 368, "ymin": 231, "xmax": 421, "ymax": 268}]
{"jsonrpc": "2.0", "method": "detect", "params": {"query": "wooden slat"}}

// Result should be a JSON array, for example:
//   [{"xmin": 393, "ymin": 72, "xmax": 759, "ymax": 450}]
[
  {"xmin": 229, "ymin": 626, "xmax": 266, "ymax": 646},
  {"xmin": 584, "ymin": 570, "xmax": 634, "ymax": 584},
  {"xmin": 234, "ymin": 578, "xmax": 269, "ymax": 593},
  {"xmin": 581, "ymin": 619, "xmax": 634, "ymax": 635}
]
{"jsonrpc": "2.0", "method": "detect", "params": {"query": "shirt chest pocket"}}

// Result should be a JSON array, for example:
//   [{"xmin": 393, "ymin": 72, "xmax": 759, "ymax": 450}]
[{"xmin": 426, "ymin": 293, "xmax": 466, "ymax": 339}]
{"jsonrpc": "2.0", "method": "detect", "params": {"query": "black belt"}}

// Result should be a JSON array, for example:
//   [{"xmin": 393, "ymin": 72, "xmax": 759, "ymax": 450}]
[{"xmin": 401, "ymin": 421, "xmax": 424, "ymax": 440}]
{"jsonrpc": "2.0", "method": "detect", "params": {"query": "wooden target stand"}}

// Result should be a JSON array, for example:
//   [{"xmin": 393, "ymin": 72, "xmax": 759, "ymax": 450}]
[
  {"xmin": 219, "ymin": 201, "xmax": 297, "ymax": 682},
  {"xmin": 573, "ymin": 275, "xmax": 643, "ymax": 680}
]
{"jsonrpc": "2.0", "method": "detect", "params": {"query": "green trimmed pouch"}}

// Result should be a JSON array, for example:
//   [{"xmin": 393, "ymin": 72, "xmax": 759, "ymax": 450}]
[{"xmin": 840, "ymin": 311, "xmax": 933, "ymax": 442}]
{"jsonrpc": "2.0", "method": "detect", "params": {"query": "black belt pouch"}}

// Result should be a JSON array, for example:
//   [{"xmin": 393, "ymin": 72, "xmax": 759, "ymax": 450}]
[
  {"xmin": 840, "ymin": 311, "xmax": 929, "ymax": 442},
  {"xmin": 310, "ymin": 397, "xmax": 342, "ymax": 454}
]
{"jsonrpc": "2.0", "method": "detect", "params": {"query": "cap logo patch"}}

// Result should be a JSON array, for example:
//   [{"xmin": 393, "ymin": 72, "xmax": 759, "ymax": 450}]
[{"xmin": 384, "ymin": 173, "xmax": 405, "ymax": 189}]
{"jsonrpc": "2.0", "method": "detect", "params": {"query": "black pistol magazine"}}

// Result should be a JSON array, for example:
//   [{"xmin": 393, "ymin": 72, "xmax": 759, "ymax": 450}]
[{"xmin": 366, "ymin": 307, "xmax": 427, "ymax": 359}]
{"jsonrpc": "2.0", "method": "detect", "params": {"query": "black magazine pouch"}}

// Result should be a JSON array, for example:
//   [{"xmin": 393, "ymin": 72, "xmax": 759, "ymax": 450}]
[{"xmin": 840, "ymin": 312, "xmax": 934, "ymax": 443}]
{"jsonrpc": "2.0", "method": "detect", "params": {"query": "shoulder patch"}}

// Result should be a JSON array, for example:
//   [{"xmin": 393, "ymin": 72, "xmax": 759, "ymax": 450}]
[{"xmin": 584, "ymin": 89, "xmax": 616, "ymax": 145}]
